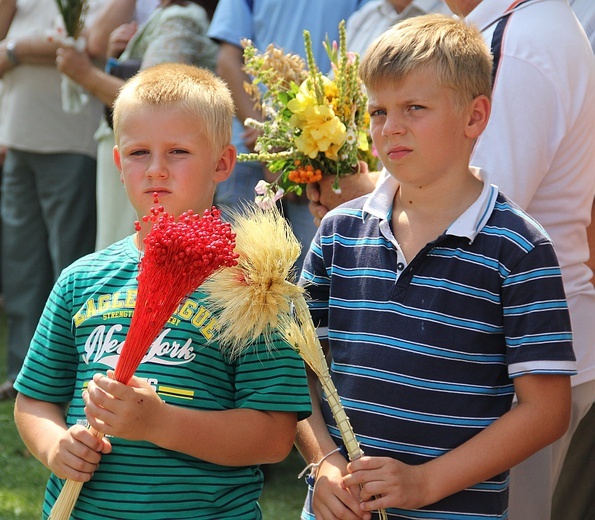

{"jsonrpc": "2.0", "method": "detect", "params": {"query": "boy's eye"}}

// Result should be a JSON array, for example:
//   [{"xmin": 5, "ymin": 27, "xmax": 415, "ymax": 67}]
[
  {"xmin": 408, "ymin": 105, "xmax": 424, "ymax": 111},
  {"xmin": 171, "ymin": 149, "xmax": 189, "ymax": 155},
  {"xmin": 369, "ymin": 108, "xmax": 386, "ymax": 117},
  {"xmin": 130, "ymin": 150, "xmax": 148, "ymax": 156}
]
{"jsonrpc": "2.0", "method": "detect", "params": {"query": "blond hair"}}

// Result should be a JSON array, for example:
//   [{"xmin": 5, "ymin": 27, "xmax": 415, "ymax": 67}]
[
  {"xmin": 359, "ymin": 14, "xmax": 493, "ymax": 109},
  {"xmin": 112, "ymin": 63, "xmax": 235, "ymax": 153}
]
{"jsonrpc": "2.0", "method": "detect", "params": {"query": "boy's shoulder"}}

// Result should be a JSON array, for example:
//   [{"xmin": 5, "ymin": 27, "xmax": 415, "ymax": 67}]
[
  {"xmin": 322, "ymin": 193, "xmax": 370, "ymax": 226},
  {"xmin": 489, "ymin": 191, "xmax": 552, "ymax": 245},
  {"xmin": 59, "ymin": 236, "xmax": 137, "ymax": 280}
]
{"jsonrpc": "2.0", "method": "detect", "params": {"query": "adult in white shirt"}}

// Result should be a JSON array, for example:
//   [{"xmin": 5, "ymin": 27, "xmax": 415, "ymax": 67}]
[
  {"xmin": 0, "ymin": 0, "xmax": 106, "ymax": 400},
  {"xmin": 345, "ymin": 0, "xmax": 452, "ymax": 55},
  {"xmin": 458, "ymin": 2, "xmax": 595, "ymax": 519}
]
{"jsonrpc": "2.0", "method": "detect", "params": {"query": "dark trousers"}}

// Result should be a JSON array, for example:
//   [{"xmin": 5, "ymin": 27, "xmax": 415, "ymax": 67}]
[{"xmin": 1, "ymin": 149, "xmax": 97, "ymax": 379}]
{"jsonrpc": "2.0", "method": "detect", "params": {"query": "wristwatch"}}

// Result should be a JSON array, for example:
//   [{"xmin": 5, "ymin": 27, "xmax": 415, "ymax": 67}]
[{"xmin": 6, "ymin": 40, "xmax": 19, "ymax": 65}]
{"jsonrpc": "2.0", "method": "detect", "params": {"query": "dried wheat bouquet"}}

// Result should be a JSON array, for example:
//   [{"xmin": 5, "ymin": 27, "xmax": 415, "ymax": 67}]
[{"xmin": 203, "ymin": 205, "xmax": 387, "ymax": 520}]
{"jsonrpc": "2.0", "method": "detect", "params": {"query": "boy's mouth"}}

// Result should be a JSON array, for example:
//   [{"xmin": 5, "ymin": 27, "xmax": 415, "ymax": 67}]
[
  {"xmin": 387, "ymin": 146, "xmax": 412, "ymax": 160},
  {"xmin": 146, "ymin": 188, "xmax": 171, "ymax": 196}
]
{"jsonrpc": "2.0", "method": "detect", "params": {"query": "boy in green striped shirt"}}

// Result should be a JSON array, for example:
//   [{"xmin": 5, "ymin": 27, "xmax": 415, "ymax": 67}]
[{"xmin": 14, "ymin": 63, "xmax": 311, "ymax": 519}]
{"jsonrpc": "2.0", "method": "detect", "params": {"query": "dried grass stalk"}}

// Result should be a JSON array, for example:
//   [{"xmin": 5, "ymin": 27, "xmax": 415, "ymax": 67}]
[{"xmin": 203, "ymin": 204, "xmax": 387, "ymax": 519}]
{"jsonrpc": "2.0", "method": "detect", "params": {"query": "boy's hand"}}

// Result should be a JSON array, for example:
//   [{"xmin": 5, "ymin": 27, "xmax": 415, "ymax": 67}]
[
  {"xmin": 47, "ymin": 424, "xmax": 112, "ymax": 482},
  {"xmin": 312, "ymin": 452, "xmax": 370, "ymax": 520},
  {"xmin": 83, "ymin": 373, "xmax": 165, "ymax": 441},
  {"xmin": 344, "ymin": 456, "xmax": 429, "ymax": 512}
]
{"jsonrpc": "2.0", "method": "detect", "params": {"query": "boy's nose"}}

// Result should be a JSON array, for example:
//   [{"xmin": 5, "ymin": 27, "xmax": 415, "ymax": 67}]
[
  {"xmin": 381, "ymin": 115, "xmax": 406, "ymax": 136},
  {"xmin": 146, "ymin": 157, "xmax": 169, "ymax": 179}
]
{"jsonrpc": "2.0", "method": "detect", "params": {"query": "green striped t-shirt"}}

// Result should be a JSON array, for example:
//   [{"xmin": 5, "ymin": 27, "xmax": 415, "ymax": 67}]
[{"xmin": 15, "ymin": 236, "xmax": 311, "ymax": 519}]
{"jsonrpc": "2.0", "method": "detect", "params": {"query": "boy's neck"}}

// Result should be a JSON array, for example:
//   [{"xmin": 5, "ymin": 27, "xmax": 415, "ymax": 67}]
[
  {"xmin": 391, "ymin": 169, "xmax": 483, "ymax": 261},
  {"xmin": 395, "ymin": 168, "xmax": 482, "ymax": 219},
  {"xmin": 134, "ymin": 231, "xmax": 145, "ymax": 253}
]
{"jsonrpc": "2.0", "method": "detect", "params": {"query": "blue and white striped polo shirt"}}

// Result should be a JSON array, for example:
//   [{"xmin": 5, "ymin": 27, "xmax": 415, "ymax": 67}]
[{"xmin": 300, "ymin": 168, "xmax": 576, "ymax": 519}]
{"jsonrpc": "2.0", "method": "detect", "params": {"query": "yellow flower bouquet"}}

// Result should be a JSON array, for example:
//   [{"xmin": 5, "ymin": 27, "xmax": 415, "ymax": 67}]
[{"xmin": 238, "ymin": 21, "xmax": 377, "ymax": 209}]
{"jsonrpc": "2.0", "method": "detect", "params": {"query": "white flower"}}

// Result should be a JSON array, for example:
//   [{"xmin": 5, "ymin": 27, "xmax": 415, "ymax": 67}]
[
  {"xmin": 254, "ymin": 180, "xmax": 271, "ymax": 195},
  {"xmin": 254, "ymin": 181, "xmax": 284, "ymax": 209}
]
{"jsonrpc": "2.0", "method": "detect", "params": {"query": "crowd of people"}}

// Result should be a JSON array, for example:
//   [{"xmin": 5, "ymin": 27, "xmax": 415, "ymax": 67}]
[{"xmin": 0, "ymin": 0, "xmax": 593, "ymax": 519}]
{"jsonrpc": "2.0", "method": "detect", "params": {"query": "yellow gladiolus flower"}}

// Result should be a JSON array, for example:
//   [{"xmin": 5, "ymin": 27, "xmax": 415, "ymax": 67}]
[
  {"xmin": 287, "ymin": 80, "xmax": 319, "ymax": 116},
  {"xmin": 292, "ymin": 104, "xmax": 347, "ymax": 160}
]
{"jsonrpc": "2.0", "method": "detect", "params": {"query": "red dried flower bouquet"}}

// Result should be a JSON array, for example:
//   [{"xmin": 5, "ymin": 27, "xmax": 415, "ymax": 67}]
[{"xmin": 49, "ymin": 196, "xmax": 238, "ymax": 520}]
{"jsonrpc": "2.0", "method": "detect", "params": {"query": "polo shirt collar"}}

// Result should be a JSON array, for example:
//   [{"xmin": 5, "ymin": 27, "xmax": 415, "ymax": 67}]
[{"xmin": 362, "ymin": 167, "xmax": 498, "ymax": 242}]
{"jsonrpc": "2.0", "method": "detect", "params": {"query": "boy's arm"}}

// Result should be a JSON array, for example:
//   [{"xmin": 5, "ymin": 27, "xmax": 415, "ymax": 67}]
[
  {"xmin": 344, "ymin": 373, "xmax": 571, "ymax": 512},
  {"xmin": 14, "ymin": 393, "xmax": 111, "ymax": 482},
  {"xmin": 295, "ymin": 350, "xmax": 368, "ymax": 520},
  {"xmin": 83, "ymin": 373, "xmax": 297, "ymax": 466}
]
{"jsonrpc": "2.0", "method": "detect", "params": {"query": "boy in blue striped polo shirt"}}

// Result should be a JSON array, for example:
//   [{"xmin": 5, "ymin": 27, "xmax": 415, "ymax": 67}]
[
  {"xmin": 13, "ymin": 63, "xmax": 311, "ymax": 519},
  {"xmin": 296, "ymin": 14, "xmax": 575, "ymax": 520}
]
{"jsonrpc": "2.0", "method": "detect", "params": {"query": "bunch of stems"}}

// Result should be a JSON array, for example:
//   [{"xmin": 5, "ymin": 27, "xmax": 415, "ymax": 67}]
[{"xmin": 54, "ymin": 0, "xmax": 87, "ymax": 38}]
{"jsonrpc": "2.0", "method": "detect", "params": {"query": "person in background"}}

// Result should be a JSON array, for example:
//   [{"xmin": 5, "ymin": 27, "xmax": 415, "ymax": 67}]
[
  {"xmin": 13, "ymin": 63, "xmax": 311, "ymax": 519},
  {"xmin": 207, "ymin": 0, "xmax": 369, "ymax": 271},
  {"xmin": 345, "ymin": 0, "xmax": 452, "ymax": 56},
  {"xmin": 306, "ymin": 1, "xmax": 595, "ymax": 518},
  {"xmin": 79, "ymin": 0, "xmax": 161, "ymax": 251},
  {"xmin": 86, "ymin": 0, "xmax": 161, "ymax": 61},
  {"xmin": 0, "ymin": 81, "xmax": 4, "ymax": 307},
  {"xmin": 295, "ymin": 15, "xmax": 574, "ymax": 519},
  {"xmin": 552, "ymin": 6, "xmax": 595, "ymax": 516},
  {"xmin": 57, "ymin": 0, "xmax": 220, "ymax": 250},
  {"xmin": 445, "ymin": 3, "xmax": 595, "ymax": 519},
  {"xmin": 0, "ymin": 0, "xmax": 105, "ymax": 401}
]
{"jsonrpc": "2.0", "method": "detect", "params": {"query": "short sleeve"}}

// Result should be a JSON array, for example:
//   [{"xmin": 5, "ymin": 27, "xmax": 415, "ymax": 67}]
[
  {"xmin": 503, "ymin": 242, "xmax": 576, "ymax": 378},
  {"xmin": 233, "ymin": 334, "xmax": 312, "ymax": 421},
  {"xmin": 207, "ymin": 0, "xmax": 253, "ymax": 47}
]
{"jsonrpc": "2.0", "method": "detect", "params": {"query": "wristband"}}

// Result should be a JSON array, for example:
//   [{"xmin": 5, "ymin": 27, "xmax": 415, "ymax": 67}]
[
  {"xmin": 6, "ymin": 40, "xmax": 19, "ymax": 65},
  {"xmin": 104, "ymin": 57, "xmax": 119, "ymax": 74},
  {"xmin": 297, "ymin": 446, "xmax": 342, "ymax": 480}
]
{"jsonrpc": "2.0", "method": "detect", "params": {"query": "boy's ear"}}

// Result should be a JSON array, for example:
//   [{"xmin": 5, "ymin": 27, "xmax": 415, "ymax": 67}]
[
  {"xmin": 113, "ymin": 145, "xmax": 125, "ymax": 184},
  {"xmin": 214, "ymin": 144, "xmax": 237, "ymax": 183},
  {"xmin": 465, "ymin": 94, "xmax": 491, "ymax": 139},
  {"xmin": 113, "ymin": 145, "xmax": 123, "ymax": 173}
]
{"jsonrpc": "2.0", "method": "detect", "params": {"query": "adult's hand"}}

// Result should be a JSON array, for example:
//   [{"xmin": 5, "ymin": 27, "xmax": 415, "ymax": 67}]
[
  {"xmin": 307, "ymin": 162, "xmax": 378, "ymax": 226},
  {"xmin": 106, "ymin": 21, "xmax": 137, "ymax": 59},
  {"xmin": 56, "ymin": 44, "xmax": 94, "ymax": 85}
]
